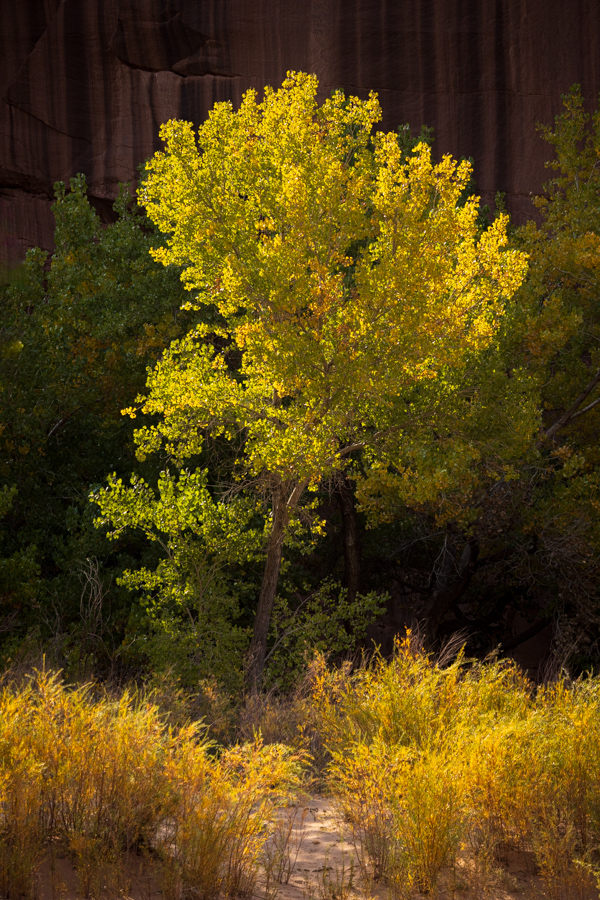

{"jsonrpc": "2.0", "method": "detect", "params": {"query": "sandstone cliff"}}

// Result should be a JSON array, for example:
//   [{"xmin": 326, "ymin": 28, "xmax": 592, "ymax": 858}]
[{"xmin": 2, "ymin": 1, "xmax": 600, "ymax": 262}]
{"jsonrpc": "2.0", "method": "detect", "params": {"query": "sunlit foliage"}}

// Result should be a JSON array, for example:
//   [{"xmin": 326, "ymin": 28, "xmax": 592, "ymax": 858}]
[
  {"xmin": 110, "ymin": 71, "xmax": 526, "ymax": 685},
  {"xmin": 0, "ymin": 670, "xmax": 305, "ymax": 897}
]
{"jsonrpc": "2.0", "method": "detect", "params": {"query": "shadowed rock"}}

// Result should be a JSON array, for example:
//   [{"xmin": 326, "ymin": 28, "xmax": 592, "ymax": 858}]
[{"xmin": 1, "ymin": 0, "xmax": 600, "ymax": 262}]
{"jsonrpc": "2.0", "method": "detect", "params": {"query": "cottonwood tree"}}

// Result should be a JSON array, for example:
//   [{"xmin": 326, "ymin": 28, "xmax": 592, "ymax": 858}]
[{"xmin": 115, "ymin": 72, "xmax": 526, "ymax": 687}]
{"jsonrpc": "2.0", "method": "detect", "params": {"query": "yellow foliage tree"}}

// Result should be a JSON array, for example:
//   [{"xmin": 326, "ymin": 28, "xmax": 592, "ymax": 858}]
[{"xmin": 133, "ymin": 72, "xmax": 526, "ymax": 687}]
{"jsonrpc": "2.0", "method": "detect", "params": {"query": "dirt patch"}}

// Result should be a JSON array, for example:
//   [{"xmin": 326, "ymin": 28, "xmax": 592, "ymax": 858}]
[
  {"xmin": 35, "ymin": 850, "xmax": 161, "ymax": 900},
  {"xmin": 30, "ymin": 796, "xmax": 600, "ymax": 900}
]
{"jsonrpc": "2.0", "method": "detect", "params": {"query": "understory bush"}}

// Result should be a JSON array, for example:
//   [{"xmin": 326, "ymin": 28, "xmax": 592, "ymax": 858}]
[{"xmin": 3, "ymin": 649, "xmax": 600, "ymax": 899}]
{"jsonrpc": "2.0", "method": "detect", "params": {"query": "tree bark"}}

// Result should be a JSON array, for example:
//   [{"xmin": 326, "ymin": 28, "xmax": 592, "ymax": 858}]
[
  {"xmin": 246, "ymin": 477, "xmax": 307, "ymax": 692},
  {"xmin": 338, "ymin": 475, "xmax": 361, "ymax": 604}
]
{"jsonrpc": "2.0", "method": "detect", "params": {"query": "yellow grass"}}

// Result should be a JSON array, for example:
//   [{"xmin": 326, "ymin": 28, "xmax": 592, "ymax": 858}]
[
  {"xmin": 2, "ymin": 645, "xmax": 600, "ymax": 899},
  {"xmin": 0, "ymin": 670, "xmax": 306, "ymax": 899},
  {"xmin": 311, "ymin": 635, "xmax": 600, "ymax": 898}
]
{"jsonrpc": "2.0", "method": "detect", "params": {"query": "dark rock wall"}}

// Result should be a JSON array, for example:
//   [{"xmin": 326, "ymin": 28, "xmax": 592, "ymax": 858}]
[{"xmin": 2, "ymin": 0, "xmax": 600, "ymax": 262}]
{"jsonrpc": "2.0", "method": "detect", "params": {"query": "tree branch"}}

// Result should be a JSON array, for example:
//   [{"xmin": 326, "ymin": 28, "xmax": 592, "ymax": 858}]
[
  {"xmin": 500, "ymin": 615, "xmax": 552, "ymax": 653},
  {"xmin": 426, "ymin": 538, "xmax": 479, "ymax": 632},
  {"xmin": 337, "ymin": 442, "xmax": 365, "ymax": 458},
  {"xmin": 569, "ymin": 393, "xmax": 600, "ymax": 422},
  {"xmin": 47, "ymin": 406, "xmax": 84, "ymax": 438},
  {"xmin": 540, "ymin": 367, "xmax": 600, "ymax": 444}
]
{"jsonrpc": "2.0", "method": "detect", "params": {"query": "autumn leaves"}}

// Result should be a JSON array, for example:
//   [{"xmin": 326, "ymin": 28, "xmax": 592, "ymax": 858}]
[{"xmin": 100, "ymin": 72, "xmax": 527, "ymax": 685}]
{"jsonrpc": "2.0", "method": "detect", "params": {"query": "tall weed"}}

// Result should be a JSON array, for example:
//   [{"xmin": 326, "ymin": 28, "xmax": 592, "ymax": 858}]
[
  {"xmin": 0, "ymin": 687, "xmax": 45, "ymax": 897},
  {"xmin": 159, "ymin": 734, "xmax": 305, "ymax": 899}
]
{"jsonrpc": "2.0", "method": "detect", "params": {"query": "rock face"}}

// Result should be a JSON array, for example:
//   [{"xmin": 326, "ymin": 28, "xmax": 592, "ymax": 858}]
[{"xmin": 1, "ymin": 0, "xmax": 600, "ymax": 262}]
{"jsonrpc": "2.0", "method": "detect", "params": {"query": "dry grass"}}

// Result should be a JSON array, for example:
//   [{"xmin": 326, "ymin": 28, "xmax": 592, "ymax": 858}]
[
  {"xmin": 311, "ymin": 634, "xmax": 600, "ymax": 899},
  {"xmin": 2, "ymin": 643, "xmax": 600, "ymax": 900},
  {"xmin": 0, "ymin": 670, "xmax": 306, "ymax": 899}
]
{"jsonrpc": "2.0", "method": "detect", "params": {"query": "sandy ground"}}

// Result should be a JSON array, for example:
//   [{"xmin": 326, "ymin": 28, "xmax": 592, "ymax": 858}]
[
  {"xmin": 260, "ymin": 797, "xmax": 360, "ymax": 900},
  {"xmin": 32, "ymin": 796, "xmax": 600, "ymax": 900},
  {"xmin": 256, "ymin": 797, "xmax": 598, "ymax": 900}
]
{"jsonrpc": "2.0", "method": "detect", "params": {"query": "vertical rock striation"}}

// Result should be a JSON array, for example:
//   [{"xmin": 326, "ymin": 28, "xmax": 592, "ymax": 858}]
[{"xmin": 1, "ymin": 0, "xmax": 600, "ymax": 262}]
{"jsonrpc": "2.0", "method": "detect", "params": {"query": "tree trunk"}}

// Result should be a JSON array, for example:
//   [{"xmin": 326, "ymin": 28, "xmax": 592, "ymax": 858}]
[
  {"xmin": 338, "ymin": 475, "xmax": 361, "ymax": 603},
  {"xmin": 247, "ymin": 477, "xmax": 307, "ymax": 692}
]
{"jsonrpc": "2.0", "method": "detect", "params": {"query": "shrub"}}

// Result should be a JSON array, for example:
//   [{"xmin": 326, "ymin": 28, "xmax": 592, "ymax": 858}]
[
  {"xmin": 314, "ymin": 633, "xmax": 600, "ymax": 898},
  {"xmin": 0, "ymin": 670, "xmax": 307, "ymax": 898}
]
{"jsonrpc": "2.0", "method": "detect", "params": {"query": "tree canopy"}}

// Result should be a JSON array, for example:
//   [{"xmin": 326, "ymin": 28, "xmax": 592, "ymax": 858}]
[
  {"xmin": 102, "ymin": 72, "xmax": 527, "ymax": 686},
  {"xmin": 5, "ymin": 76, "xmax": 600, "ymax": 690},
  {"xmin": 0, "ymin": 176, "xmax": 190, "ymax": 673}
]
